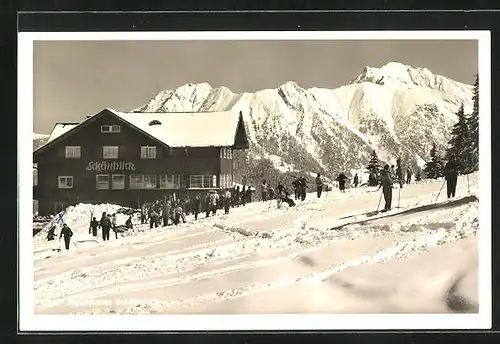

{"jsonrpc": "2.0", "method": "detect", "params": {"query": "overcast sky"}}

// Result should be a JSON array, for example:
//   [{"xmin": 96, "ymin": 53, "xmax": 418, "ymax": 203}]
[{"xmin": 33, "ymin": 40, "xmax": 478, "ymax": 134}]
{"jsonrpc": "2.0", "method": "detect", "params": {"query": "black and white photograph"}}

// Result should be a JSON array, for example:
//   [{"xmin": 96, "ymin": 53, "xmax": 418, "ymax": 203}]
[{"xmin": 19, "ymin": 31, "xmax": 491, "ymax": 331}]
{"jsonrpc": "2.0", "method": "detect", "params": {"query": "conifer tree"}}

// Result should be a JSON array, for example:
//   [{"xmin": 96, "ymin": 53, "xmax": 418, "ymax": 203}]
[
  {"xmin": 445, "ymin": 103, "xmax": 470, "ymax": 173},
  {"xmin": 465, "ymin": 74, "xmax": 479, "ymax": 172},
  {"xmin": 423, "ymin": 143, "xmax": 443, "ymax": 179},
  {"xmin": 366, "ymin": 150, "xmax": 381, "ymax": 186}
]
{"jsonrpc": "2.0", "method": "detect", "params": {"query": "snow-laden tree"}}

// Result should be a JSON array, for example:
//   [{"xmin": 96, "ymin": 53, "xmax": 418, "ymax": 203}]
[
  {"xmin": 366, "ymin": 150, "xmax": 381, "ymax": 186},
  {"xmin": 464, "ymin": 74, "xmax": 479, "ymax": 172},
  {"xmin": 445, "ymin": 103, "xmax": 470, "ymax": 174},
  {"xmin": 424, "ymin": 143, "xmax": 444, "ymax": 179}
]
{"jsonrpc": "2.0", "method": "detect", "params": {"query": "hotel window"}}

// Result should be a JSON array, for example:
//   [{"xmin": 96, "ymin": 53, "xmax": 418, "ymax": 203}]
[
  {"xmin": 65, "ymin": 146, "xmax": 81, "ymax": 159},
  {"xmin": 189, "ymin": 175, "xmax": 216, "ymax": 189},
  {"xmin": 103, "ymin": 146, "xmax": 119, "ymax": 159},
  {"xmin": 129, "ymin": 174, "xmax": 157, "ymax": 189},
  {"xmin": 228, "ymin": 148, "xmax": 232, "ymax": 159},
  {"xmin": 111, "ymin": 174, "xmax": 126, "ymax": 190},
  {"xmin": 96, "ymin": 174, "xmax": 110, "ymax": 190},
  {"xmin": 141, "ymin": 146, "xmax": 157, "ymax": 159},
  {"xmin": 58, "ymin": 176, "xmax": 73, "ymax": 189},
  {"xmin": 101, "ymin": 124, "xmax": 121, "ymax": 133},
  {"xmin": 220, "ymin": 174, "xmax": 226, "ymax": 188},
  {"xmin": 159, "ymin": 175, "xmax": 184, "ymax": 189}
]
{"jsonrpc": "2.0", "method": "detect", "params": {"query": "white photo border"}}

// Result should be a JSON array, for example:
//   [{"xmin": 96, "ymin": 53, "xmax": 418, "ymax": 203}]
[{"xmin": 18, "ymin": 30, "xmax": 492, "ymax": 331}]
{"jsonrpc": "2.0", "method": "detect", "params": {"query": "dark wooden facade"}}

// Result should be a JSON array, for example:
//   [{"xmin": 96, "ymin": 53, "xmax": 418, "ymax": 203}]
[{"xmin": 33, "ymin": 109, "xmax": 248, "ymax": 215}]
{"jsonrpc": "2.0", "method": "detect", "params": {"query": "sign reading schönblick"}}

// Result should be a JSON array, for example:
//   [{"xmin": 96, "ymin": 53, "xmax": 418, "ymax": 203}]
[{"xmin": 86, "ymin": 161, "xmax": 136, "ymax": 172}]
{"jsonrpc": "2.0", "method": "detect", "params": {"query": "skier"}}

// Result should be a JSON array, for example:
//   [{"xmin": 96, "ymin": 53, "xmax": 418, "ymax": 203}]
[
  {"xmin": 353, "ymin": 173, "xmax": 359, "ymax": 188},
  {"xmin": 111, "ymin": 214, "xmax": 118, "ymax": 239},
  {"xmin": 315, "ymin": 173, "xmax": 323, "ymax": 198},
  {"xmin": 100, "ymin": 212, "xmax": 111, "ymax": 241},
  {"xmin": 261, "ymin": 180, "xmax": 269, "ymax": 202},
  {"xmin": 59, "ymin": 223, "xmax": 73, "ymax": 250},
  {"xmin": 46, "ymin": 225, "xmax": 56, "ymax": 241},
  {"xmin": 444, "ymin": 157, "xmax": 459, "ymax": 198},
  {"xmin": 140, "ymin": 203, "xmax": 148, "ymax": 224},
  {"xmin": 88, "ymin": 217, "xmax": 99, "ymax": 237},
  {"xmin": 205, "ymin": 193, "xmax": 211, "ymax": 218},
  {"xmin": 209, "ymin": 190, "xmax": 219, "ymax": 216},
  {"xmin": 336, "ymin": 172, "xmax": 348, "ymax": 193},
  {"xmin": 125, "ymin": 216, "xmax": 133, "ymax": 230},
  {"xmin": 245, "ymin": 187, "xmax": 252, "ymax": 203},
  {"xmin": 173, "ymin": 201, "xmax": 187, "ymax": 225},
  {"xmin": 276, "ymin": 183, "xmax": 285, "ymax": 208},
  {"xmin": 193, "ymin": 195, "xmax": 202, "ymax": 220},
  {"xmin": 224, "ymin": 189, "xmax": 232, "ymax": 215},
  {"xmin": 406, "ymin": 167, "xmax": 413, "ymax": 184},
  {"xmin": 300, "ymin": 177, "xmax": 307, "ymax": 201},
  {"xmin": 162, "ymin": 200, "xmax": 172, "ymax": 226},
  {"xmin": 377, "ymin": 164, "xmax": 394, "ymax": 212}
]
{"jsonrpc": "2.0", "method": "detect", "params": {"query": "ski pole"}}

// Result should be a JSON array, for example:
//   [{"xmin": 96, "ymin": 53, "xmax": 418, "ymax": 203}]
[
  {"xmin": 435, "ymin": 179, "xmax": 446, "ymax": 202},
  {"xmin": 398, "ymin": 185, "xmax": 401, "ymax": 208},
  {"xmin": 376, "ymin": 189, "xmax": 383, "ymax": 212}
]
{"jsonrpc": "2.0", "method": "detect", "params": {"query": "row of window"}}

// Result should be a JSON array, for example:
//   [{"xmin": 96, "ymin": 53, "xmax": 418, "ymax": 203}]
[
  {"xmin": 65, "ymin": 146, "xmax": 157, "ymax": 159},
  {"xmin": 65, "ymin": 145, "xmax": 232, "ymax": 160},
  {"xmin": 57, "ymin": 174, "xmax": 233, "ymax": 190}
]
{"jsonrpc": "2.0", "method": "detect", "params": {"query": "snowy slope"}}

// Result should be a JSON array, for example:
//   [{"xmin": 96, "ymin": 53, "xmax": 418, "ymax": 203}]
[
  {"xmin": 33, "ymin": 173, "xmax": 479, "ymax": 316},
  {"xmin": 131, "ymin": 62, "xmax": 473, "ymax": 180}
]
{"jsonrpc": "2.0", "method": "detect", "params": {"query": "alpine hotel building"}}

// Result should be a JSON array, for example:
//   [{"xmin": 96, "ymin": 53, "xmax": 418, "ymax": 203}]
[{"xmin": 33, "ymin": 108, "xmax": 249, "ymax": 216}]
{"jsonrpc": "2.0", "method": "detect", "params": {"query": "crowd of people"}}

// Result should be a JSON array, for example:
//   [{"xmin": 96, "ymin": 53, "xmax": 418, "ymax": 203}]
[{"xmin": 45, "ymin": 157, "xmax": 462, "ymax": 251}]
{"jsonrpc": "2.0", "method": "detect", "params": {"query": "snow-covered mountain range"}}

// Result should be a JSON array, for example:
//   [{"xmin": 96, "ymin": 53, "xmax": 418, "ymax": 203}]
[
  {"xmin": 33, "ymin": 62, "xmax": 474, "ymax": 183},
  {"xmin": 132, "ymin": 62, "xmax": 474, "ymax": 178}
]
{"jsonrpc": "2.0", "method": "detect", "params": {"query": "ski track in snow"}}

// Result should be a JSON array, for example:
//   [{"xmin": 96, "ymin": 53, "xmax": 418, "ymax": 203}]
[{"xmin": 33, "ymin": 174, "xmax": 479, "ymax": 314}]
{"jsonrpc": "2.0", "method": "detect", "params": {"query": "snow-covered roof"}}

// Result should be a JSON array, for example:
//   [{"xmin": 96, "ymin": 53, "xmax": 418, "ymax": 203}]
[
  {"xmin": 36, "ymin": 108, "xmax": 246, "ymax": 153},
  {"xmin": 47, "ymin": 123, "xmax": 79, "ymax": 143},
  {"xmin": 107, "ymin": 108, "xmax": 242, "ymax": 147}
]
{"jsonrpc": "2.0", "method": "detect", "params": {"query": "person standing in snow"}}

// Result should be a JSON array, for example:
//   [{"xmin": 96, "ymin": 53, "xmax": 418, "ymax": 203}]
[
  {"xmin": 336, "ymin": 172, "xmax": 347, "ymax": 193},
  {"xmin": 162, "ymin": 200, "xmax": 172, "ymax": 226},
  {"xmin": 292, "ymin": 178, "xmax": 300, "ymax": 200},
  {"xmin": 224, "ymin": 189, "xmax": 232, "ymax": 215},
  {"xmin": 88, "ymin": 217, "xmax": 99, "ymax": 237},
  {"xmin": 173, "ymin": 201, "xmax": 187, "ymax": 225},
  {"xmin": 444, "ymin": 157, "xmax": 459, "ymax": 198},
  {"xmin": 209, "ymin": 190, "xmax": 219, "ymax": 216},
  {"xmin": 125, "ymin": 216, "xmax": 133, "ymax": 230},
  {"xmin": 261, "ymin": 180, "xmax": 268, "ymax": 202},
  {"xmin": 111, "ymin": 214, "xmax": 118, "ymax": 239},
  {"xmin": 406, "ymin": 167, "xmax": 413, "ymax": 184},
  {"xmin": 315, "ymin": 173, "xmax": 323, "ymax": 198},
  {"xmin": 140, "ymin": 203, "xmax": 148, "ymax": 224},
  {"xmin": 353, "ymin": 173, "xmax": 359, "ymax": 188},
  {"xmin": 377, "ymin": 164, "xmax": 394, "ymax": 212},
  {"xmin": 100, "ymin": 212, "xmax": 111, "ymax": 241},
  {"xmin": 193, "ymin": 195, "xmax": 202, "ymax": 220},
  {"xmin": 59, "ymin": 223, "xmax": 73, "ymax": 250},
  {"xmin": 300, "ymin": 177, "xmax": 307, "ymax": 201}
]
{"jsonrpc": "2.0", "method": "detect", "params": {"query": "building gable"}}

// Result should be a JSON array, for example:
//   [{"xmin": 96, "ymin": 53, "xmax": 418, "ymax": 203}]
[{"xmin": 34, "ymin": 109, "xmax": 170, "ymax": 158}]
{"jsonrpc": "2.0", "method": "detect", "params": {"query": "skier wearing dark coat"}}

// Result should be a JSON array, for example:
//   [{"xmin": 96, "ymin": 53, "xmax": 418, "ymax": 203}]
[
  {"xmin": 100, "ymin": 212, "xmax": 111, "ymax": 241},
  {"xmin": 292, "ymin": 178, "xmax": 300, "ymax": 200},
  {"xmin": 89, "ymin": 217, "xmax": 99, "ymax": 237},
  {"xmin": 444, "ymin": 158, "xmax": 459, "ymax": 198},
  {"xmin": 353, "ymin": 174, "xmax": 359, "ymax": 188},
  {"xmin": 300, "ymin": 177, "xmax": 307, "ymax": 201},
  {"xmin": 336, "ymin": 173, "xmax": 348, "ymax": 193},
  {"xmin": 406, "ymin": 167, "xmax": 413, "ymax": 184},
  {"xmin": 193, "ymin": 195, "xmax": 202, "ymax": 220},
  {"xmin": 315, "ymin": 174, "xmax": 323, "ymax": 198},
  {"xmin": 46, "ymin": 225, "xmax": 56, "ymax": 241},
  {"xmin": 59, "ymin": 223, "xmax": 73, "ymax": 250},
  {"xmin": 261, "ymin": 181, "xmax": 269, "ymax": 202},
  {"xmin": 377, "ymin": 165, "xmax": 394, "ymax": 211}
]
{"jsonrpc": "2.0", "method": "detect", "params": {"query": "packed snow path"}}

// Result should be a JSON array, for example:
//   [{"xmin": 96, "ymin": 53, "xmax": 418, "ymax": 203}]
[{"xmin": 34, "ymin": 174, "xmax": 479, "ymax": 314}]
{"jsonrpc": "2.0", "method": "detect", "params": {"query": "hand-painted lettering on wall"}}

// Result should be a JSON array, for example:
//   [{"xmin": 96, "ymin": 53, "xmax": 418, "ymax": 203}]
[{"xmin": 86, "ymin": 161, "xmax": 136, "ymax": 172}]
